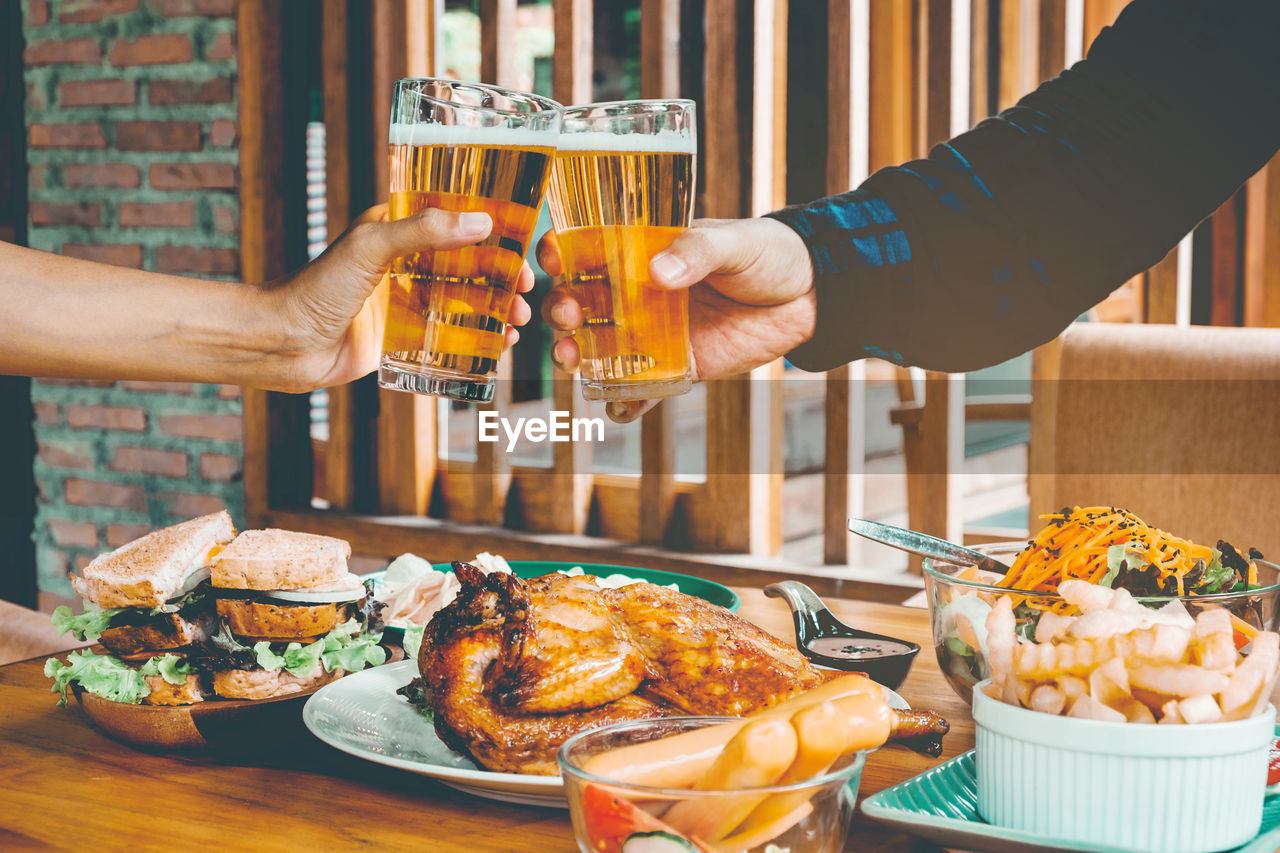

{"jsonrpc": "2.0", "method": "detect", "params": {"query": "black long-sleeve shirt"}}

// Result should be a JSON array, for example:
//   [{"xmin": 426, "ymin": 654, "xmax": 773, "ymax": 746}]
[{"xmin": 768, "ymin": 0, "xmax": 1280, "ymax": 373}]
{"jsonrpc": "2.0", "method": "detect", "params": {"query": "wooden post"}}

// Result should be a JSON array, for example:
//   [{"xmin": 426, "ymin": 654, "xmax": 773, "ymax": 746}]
[
  {"xmin": 479, "ymin": 0, "xmax": 517, "ymax": 87},
  {"xmin": 471, "ymin": 0, "xmax": 519, "ymax": 526},
  {"xmin": 641, "ymin": 0, "xmax": 682, "ymax": 100},
  {"xmin": 238, "ymin": 0, "xmax": 312, "ymax": 525},
  {"xmin": 542, "ymin": 0, "xmax": 595, "ymax": 534},
  {"xmin": 1244, "ymin": 156, "xmax": 1280, "ymax": 328},
  {"xmin": 822, "ymin": 0, "xmax": 870, "ymax": 565},
  {"xmin": 638, "ymin": 0, "xmax": 680, "ymax": 546},
  {"xmin": 697, "ymin": 0, "xmax": 784, "ymax": 554}
]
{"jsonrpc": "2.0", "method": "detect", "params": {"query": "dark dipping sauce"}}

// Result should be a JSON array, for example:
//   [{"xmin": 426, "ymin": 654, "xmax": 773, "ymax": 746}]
[{"xmin": 806, "ymin": 637, "xmax": 913, "ymax": 660}]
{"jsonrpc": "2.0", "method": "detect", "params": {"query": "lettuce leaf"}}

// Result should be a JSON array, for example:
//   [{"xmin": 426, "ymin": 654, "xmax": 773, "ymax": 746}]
[
  {"xmin": 1197, "ymin": 552, "xmax": 1237, "ymax": 594},
  {"xmin": 251, "ymin": 619, "xmax": 385, "ymax": 677},
  {"xmin": 252, "ymin": 640, "xmax": 323, "ymax": 678},
  {"xmin": 1103, "ymin": 545, "xmax": 1146, "ymax": 588},
  {"xmin": 138, "ymin": 653, "xmax": 196, "ymax": 685},
  {"xmin": 50, "ymin": 583, "xmax": 213, "ymax": 642},
  {"xmin": 44, "ymin": 650, "xmax": 149, "ymax": 706},
  {"xmin": 51, "ymin": 604, "xmax": 121, "ymax": 642},
  {"xmin": 402, "ymin": 625, "xmax": 426, "ymax": 661}
]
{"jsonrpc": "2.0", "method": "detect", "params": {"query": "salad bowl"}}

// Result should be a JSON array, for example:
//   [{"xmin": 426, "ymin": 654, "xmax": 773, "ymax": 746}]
[{"xmin": 925, "ymin": 542, "xmax": 1280, "ymax": 702}]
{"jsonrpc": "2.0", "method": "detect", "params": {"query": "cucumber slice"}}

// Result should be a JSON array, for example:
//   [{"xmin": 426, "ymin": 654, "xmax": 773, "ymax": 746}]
[{"xmin": 621, "ymin": 831, "xmax": 699, "ymax": 853}]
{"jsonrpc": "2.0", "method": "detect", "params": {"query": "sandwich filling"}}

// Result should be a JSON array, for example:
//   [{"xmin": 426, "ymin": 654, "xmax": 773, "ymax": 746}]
[{"xmin": 202, "ymin": 529, "xmax": 385, "ymax": 699}]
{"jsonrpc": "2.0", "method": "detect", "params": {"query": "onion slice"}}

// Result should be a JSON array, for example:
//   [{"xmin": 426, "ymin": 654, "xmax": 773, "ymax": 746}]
[{"xmin": 257, "ymin": 573, "xmax": 367, "ymax": 604}]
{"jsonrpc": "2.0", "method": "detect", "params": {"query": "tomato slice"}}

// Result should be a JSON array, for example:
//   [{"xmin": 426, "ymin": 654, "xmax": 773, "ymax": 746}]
[
  {"xmin": 1267, "ymin": 738, "xmax": 1280, "ymax": 787},
  {"xmin": 579, "ymin": 785, "xmax": 704, "ymax": 853}
]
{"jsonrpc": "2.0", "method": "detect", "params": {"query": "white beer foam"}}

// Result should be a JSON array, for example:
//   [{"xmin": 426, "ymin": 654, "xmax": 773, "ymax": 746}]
[
  {"xmin": 555, "ymin": 129, "xmax": 695, "ymax": 154},
  {"xmin": 388, "ymin": 122, "xmax": 557, "ymax": 148}
]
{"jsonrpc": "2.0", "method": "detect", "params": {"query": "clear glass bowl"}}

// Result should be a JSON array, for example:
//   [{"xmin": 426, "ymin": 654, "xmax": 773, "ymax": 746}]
[
  {"xmin": 924, "ymin": 542, "xmax": 1280, "ymax": 703},
  {"xmin": 558, "ymin": 716, "xmax": 866, "ymax": 853}
]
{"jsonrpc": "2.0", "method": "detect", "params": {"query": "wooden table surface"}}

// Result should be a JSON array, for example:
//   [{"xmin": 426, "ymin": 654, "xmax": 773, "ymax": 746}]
[{"xmin": 0, "ymin": 589, "xmax": 972, "ymax": 852}]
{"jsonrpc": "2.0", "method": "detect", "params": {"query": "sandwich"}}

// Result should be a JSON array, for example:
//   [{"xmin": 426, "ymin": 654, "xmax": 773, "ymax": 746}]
[
  {"xmin": 200, "ymin": 529, "xmax": 385, "ymax": 700},
  {"xmin": 45, "ymin": 510, "xmax": 236, "ymax": 706}
]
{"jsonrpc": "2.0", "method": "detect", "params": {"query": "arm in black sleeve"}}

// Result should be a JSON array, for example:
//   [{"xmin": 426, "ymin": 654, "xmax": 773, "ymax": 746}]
[{"xmin": 768, "ymin": 0, "xmax": 1280, "ymax": 373}]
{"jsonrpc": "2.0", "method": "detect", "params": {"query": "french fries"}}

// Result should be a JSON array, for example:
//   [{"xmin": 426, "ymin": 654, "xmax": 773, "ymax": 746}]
[{"xmin": 985, "ymin": 580, "xmax": 1279, "ymax": 724}]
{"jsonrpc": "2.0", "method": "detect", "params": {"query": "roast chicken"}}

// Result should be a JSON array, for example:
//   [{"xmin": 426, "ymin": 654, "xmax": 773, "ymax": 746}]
[{"xmin": 417, "ymin": 562, "xmax": 947, "ymax": 774}]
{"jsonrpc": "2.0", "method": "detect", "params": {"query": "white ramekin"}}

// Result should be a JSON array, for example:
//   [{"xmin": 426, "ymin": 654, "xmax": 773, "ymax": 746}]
[{"xmin": 972, "ymin": 680, "xmax": 1274, "ymax": 853}]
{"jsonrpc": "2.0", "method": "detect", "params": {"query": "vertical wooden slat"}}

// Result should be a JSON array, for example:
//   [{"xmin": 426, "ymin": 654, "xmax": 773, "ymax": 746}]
[
  {"xmin": 699, "ymin": 0, "xmax": 743, "ymax": 551},
  {"xmin": 702, "ymin": 0, "xmax": 742, "ymax": 221},
  {"xmin": 969, "ymin": 0, "xmax": 992, "ymax": 122},
  {"xmin": 1027, "ymin": 337, "xmax": 1061, "ymax": 522},
  {"xmin": 541, "ymin": 0, "xmax": 594, "ymax": 535},
  {"xmin": 997, "ymin": 0, "xmax": 1036, "ymax": 110},
  {"xmin": 371, "ymin": 0, "xmax": 438, "ymax": 516},
  {"xmin": 1035, "ymin": 0, "xmax": 1066, "ymax": 82},
  {"xmin": 1144, "ymin": 247, "xmax": 1180, "ymax": 324},
  {"xmin": 479, "ymin": 0, "xmax": 517, "ymax": 87},
  {"xmin": 639, "ymin": 0, "xmax": 678, "ymax": 545},
  {"xmin": 871, "ymin": 0, "xmax": 921, "ymax": 561},
  {"xmin": 321, "ymin": 0, "xmax": 358, "ymax": 510},
  {"xmin": 405, "ymin": 0, "xmax": 441, "ymax": 78},
  {"xmin": 917, "ymin": 0, "xmax": 950, "ymax": 152},
  {"xmin": 471, "ymin": 0, "xmax": 519, "ymax": 526},
  {"xmin": 238, "ymin": 1, "xmax": 313, "ymax": 525},
  {"xmin": 639, "ymin": 405, "xmax": 677, "ymax": 545},
  {"xmin": 379, "ymin": 394, "xmax": 438, "ymax": 514},
  {"xmin": 699, "ymin": 0, "xmax": 784, "ymax": 554},
  {"xmin": 868, "ymin": 0, "xmax": 914, "ymax": 168},
  {"xmin": 1244, "ymin": 156, "xmax": 1280, "ymax": 328},
  {"xmin": 555, "ymin": 0, "xmax": 593, "ymax": 104},
  {"xmin": 641, "ymin": 0, "xmax": 682, "ymax": 100},
  {"xmin": 822, "ymin": 0, "xmax": 869, "ymax": 565},
  {"xmin": 697, "ymin": 0, "xmax": 785, "ymax": 555},
  {"xmin": 1210, "ymin": 189, "xmax": 1245, "ymax": 326}
]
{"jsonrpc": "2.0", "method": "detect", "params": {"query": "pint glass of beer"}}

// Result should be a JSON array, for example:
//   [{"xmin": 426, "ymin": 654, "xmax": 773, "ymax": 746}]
[
  {"xmin": 380, "ymin": 79, "xmax": 561, "ymax": 402},
  {"xmin": 545, "ymin": 100, "xmax": 696, "ymax": 402}
]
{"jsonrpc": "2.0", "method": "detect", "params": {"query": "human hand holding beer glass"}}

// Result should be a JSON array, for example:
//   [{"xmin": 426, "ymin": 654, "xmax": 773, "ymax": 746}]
[
  {"xmin": 544, "ymin": 100, "xmax": 698, "ymax": 402},
  {"xmin": 380, "ymin": 79, "xmax": 561, "ymax": 403}
]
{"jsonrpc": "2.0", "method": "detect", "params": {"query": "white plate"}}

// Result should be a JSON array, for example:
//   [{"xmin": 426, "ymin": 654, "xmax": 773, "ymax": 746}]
[{"xmin": 303, "ymin": 659, "xmax": 911, "ymax": 809}]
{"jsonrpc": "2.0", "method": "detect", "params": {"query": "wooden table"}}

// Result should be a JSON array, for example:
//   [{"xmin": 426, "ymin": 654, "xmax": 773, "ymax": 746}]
[{"xmin": 0, "ymin": 589, "xmax": 972, "ymax": 852}]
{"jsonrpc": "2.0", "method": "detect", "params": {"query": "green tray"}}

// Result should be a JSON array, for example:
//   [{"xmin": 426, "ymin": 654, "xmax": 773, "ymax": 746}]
[{"xmin": 861, "ymin": 738, "xmax": 1280, "ymax": 853}]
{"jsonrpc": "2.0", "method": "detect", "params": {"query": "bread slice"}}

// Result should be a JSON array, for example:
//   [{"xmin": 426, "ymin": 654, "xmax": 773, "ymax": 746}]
[
  {"xmin": 211, "ymin": 666, "xmax": 344, "ymax": 700},
  {"xmin": 71, "ymin": 511, "xmax": 236, "ymax": 609},
  {"xmin": 211, "ymin": 529, "xmax": 352, "ymax": 591}
]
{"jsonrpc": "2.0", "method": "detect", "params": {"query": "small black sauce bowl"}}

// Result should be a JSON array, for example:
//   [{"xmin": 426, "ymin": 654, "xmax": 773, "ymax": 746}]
[{"xmin": 765, "ymin": 580, "xmax": 919, "ymax": 690}]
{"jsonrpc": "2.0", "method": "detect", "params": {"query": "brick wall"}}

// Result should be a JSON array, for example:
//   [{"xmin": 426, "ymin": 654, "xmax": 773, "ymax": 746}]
[{"xmin": 21, "ymin": 0, "xmax": 245, "ymax": 609}]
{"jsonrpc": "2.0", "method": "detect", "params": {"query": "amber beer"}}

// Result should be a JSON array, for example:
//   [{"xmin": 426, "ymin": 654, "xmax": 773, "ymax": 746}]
[
  {"xmin": 546, "ymin": 101, "xmax": 697, "ymax": 402},
  {"xmin": 380, "ymin": 80, "xmax": 560, "ymax": 402}
]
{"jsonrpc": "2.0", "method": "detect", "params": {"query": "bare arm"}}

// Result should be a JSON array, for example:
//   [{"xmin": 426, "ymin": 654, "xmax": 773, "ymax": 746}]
[{"xmin": 0, "ymin": 205, "xmax": 534, "ymax": 391}]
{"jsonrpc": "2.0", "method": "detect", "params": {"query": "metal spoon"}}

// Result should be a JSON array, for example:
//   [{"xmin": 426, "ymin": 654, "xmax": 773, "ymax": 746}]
[
  {"xmin": 846, "ymin": 518, "xmax": 1014, "ymax": 574},
  {"xmin": 764, "ymin": 580, "xmax": 919, "ymax": 689}
]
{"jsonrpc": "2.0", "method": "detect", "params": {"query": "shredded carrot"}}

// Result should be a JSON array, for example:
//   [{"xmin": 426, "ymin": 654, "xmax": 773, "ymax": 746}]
[{"xmin": 996, "ymin": 506, "xmax": 1249, "ymax": 612}]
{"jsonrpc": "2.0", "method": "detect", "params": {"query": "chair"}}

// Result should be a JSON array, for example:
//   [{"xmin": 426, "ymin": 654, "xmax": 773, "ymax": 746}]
[
  {"xmin": 893, "ymin": 322, "xmax": 1280, "ymax": 563},
  {"xmin": 0, "ymin": 599, "xmax": 88, "ymax": 666},
  {"xmin": 1029, "ymin": 323, "xmax": 1280, "ymax": 559}
]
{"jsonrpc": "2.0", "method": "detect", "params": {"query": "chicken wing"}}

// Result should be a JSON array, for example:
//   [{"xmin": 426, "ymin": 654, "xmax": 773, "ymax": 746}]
[
  {"xmin": 610, "ymin": 581, "xmax": 826, "ymax": 715},
  {"xmin": 487, "ymin": 572, "xmax": 648, "ymax": 713}
]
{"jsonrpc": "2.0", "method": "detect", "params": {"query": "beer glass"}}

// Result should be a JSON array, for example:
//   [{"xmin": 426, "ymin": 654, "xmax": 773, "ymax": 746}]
[
  {"xmin": 545, "ymin": 100, "xmax": 696, "ymax": 402},
  {"xmin": 380, "ymin": 79, "xmax": 561, "ymax": 402}
]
